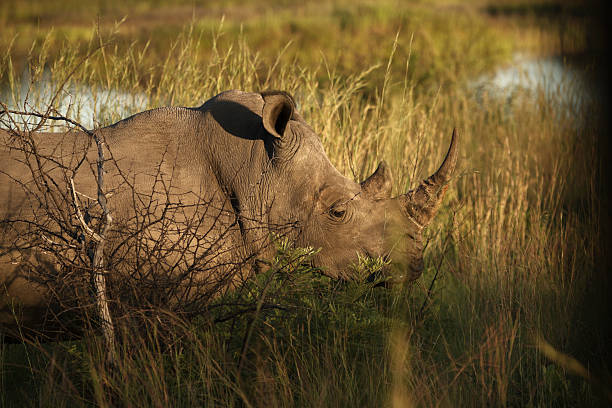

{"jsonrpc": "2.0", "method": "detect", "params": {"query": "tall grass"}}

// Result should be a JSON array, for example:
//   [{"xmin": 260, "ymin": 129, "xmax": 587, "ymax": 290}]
[
  {"xmin": 1, "ymin": 0, "xmax": 520, "ymax": 98},
  {"xmin": 1, "ymin": 13, "xmax": 608, "ymax": 408}
]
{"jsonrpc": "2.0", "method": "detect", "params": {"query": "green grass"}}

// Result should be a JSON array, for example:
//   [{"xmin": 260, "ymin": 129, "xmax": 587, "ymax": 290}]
[{"xmin": 1, "ymin": 1, "xmax": 609, "ymax": 406}]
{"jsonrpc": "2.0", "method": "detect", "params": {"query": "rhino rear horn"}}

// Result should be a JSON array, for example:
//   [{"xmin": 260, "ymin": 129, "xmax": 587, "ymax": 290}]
[
  {"xmin": 361, "ymin": 161, "xmax": 393, "ymax": 200},
  {"xmin": 400, "ymin": 128, "xmax": 459, "ymax": 227},
  {"xmin": 262, "ymin": 91, "xmax": 296, "ymax": 139}
]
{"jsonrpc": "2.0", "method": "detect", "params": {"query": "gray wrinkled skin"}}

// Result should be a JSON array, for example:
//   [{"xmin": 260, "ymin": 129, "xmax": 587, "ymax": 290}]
[{"xmin": 0, "ymin": 90, "xmax": 457, "ymax": 338}]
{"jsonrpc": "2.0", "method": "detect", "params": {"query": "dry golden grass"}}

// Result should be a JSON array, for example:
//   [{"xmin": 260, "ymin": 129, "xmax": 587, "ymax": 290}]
[{"xmin": 1, "ymin": 1, "xmax": 609, "ymax": 406}]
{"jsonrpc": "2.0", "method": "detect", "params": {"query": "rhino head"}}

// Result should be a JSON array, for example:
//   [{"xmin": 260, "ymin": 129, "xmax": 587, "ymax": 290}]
[{"xmin": 257, "ymin": 91, "xmax": 458, "ymax": 283}]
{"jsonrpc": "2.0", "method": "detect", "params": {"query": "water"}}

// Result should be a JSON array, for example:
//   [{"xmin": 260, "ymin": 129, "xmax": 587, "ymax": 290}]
[
  {"xmin": 2, "ymin": 55, "xmax": 593, "ymax": 131},
  {"xmin": 1, "ymin": 69, "xmax": 149, "ymax": 131},
  {"xmin": 471, "ymin": 53, "xmax": 593, "ymax": 116}
]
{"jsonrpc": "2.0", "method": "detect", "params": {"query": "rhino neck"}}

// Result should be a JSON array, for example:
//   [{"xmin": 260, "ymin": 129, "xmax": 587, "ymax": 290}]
[
  {"xmin": 105, "ymin": 104, "xmax": 296, "ymax": 267},
  {"xmin": 204, "ymin": 136, "xmax": 278, "ymax": 264}
]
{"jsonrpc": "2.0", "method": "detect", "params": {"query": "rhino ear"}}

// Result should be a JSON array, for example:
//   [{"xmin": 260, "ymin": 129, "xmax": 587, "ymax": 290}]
[
  {"xmin": 361, "ymin": 161, "xmax": 393, "ymax": 200},
  {"xmin": 261, "ymin": 91, "xmax": 295, "ymax": 139}
]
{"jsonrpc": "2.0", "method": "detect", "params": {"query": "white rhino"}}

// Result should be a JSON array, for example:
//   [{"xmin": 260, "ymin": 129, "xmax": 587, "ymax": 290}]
[{"xmin": 0, "ymin": 90, "xmax": 458, "ymax": 340}]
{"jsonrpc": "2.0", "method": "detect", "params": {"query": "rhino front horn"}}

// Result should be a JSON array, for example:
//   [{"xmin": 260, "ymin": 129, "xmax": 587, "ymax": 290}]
[{"xmin": 400, "ymin": 128, "xmax": 459, "ymax": 227}]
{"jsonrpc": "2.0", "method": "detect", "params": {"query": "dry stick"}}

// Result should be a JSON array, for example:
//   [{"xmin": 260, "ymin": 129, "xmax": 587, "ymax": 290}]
[
  {"xmin": 0, "ymin": 109, "xmax": 92, "ymax": 135},
  {"xmin": 91, "ymin": 132, "xmax": 116, "ymax": 362},
  {"xmin": 4, "ymin": 40, "xmax": 115, "ymax": 356},
  {"xmin": 70, "ymin": 178, "xmax": 102, "ymax": 242},
  {"xmin": 6, "ymin": 108, "xmax": 117, "ymax": 361}
]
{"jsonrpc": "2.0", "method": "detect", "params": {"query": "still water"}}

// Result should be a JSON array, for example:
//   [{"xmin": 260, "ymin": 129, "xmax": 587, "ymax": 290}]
[
  {"xmin": 1, "ymin": 69, "xmax": 148, "ymax": 130},
  {"xmin": 2, "ymin": 55, "xmax": 594, "ymax": 130},
  {"xmin": 471, "ymin": 53, "xmax": 593, "ymax": 116}
]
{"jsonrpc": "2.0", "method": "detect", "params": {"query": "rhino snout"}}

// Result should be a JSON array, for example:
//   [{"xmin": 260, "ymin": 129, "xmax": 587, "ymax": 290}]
[{"xmin": 408, "ymin": 257, "xmax": 425, "ymax": 280}]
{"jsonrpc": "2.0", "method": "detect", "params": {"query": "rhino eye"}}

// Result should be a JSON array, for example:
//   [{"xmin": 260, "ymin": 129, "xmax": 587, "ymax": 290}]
[{"xmin": 328, "ymin": 203, "xmax": 347, "ymax": 220}]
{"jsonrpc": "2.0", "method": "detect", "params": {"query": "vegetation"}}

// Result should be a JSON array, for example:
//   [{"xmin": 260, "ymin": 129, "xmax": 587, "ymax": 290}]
[{"xmin": 1, "ymin": 0, "xmax": 609, "ymax": 406}]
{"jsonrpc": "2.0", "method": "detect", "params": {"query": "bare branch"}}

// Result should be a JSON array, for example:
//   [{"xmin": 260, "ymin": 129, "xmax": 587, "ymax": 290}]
[{"xmin": 70, "ymin": 178, "xmax": 102, "ymax": 242}]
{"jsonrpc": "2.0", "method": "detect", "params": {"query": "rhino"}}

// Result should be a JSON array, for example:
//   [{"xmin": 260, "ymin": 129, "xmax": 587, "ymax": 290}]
[{"xmin": 0, "ymin": 90, "xmax": 458, "ymax": 340}]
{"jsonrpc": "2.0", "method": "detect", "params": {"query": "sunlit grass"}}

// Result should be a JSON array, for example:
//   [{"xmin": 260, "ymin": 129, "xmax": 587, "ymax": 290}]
[
  {"xmin": 0, "ymin": 2, "xmax": 607, "ymax": 407},
  {"xmin": 1, "ymin": 0, "xmax": 520, "ymax": 96}
]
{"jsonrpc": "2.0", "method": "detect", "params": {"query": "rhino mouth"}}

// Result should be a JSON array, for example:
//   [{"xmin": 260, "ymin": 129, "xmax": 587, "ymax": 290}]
[{"xmin": 365, "ymin": 258, "xmax": 422, "ymax": 287}]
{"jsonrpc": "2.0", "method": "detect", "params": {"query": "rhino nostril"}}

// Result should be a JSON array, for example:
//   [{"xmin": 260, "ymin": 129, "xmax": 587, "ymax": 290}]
[{"xmin": 409, "ymin": 258, "xmax": 424, "ymax": 276}]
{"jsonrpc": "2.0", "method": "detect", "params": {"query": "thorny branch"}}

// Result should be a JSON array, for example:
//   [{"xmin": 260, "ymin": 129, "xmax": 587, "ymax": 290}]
[
  {"xmin": 3, "ymin": 106, "xmax": 116, "ymax": 359},
  {"xmin": 1, "ymin": 102, "xmax": 300, "ymax": 348}
]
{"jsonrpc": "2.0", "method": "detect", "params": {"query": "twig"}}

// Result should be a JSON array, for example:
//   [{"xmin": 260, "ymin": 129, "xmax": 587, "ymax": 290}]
[
  {"xmin": 70, "ymin": 178, "xmax": 102, "ymax": 242},
  {"xmin": 417, "ymin": 227, "xmax": 452, "ymax": 320},
  {"xmin": 8, "ymin": 108, "xmax": 117, "ymax": 362}
]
